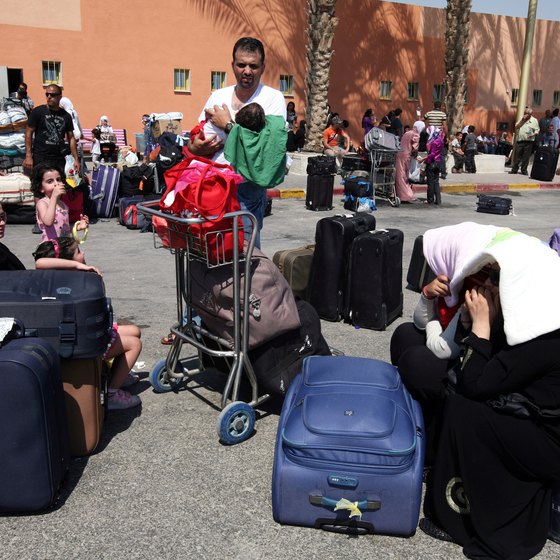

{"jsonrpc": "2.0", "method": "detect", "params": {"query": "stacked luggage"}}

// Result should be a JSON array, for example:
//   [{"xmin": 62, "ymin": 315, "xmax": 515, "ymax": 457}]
[
  {"xmin": 306, "ymin": 155, "xmax": 336, "ymax": 211},
  {"xmin": 343, "ymin": 175, "xmax": 375, "ymax": 213},
  {"xmin": 307, "ymin": 214, "xmax": 403, "ymax": 330},
  {"xmin": 0, "ymin": 98, "xmax": 27, "ymax": 172},
  {"xmin": 0, "ymin": 270, "xmax": 113, "ymax": 512}
]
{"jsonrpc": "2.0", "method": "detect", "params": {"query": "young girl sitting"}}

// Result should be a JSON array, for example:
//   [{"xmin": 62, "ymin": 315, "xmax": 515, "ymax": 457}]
[
  {"xmin": 33, "ymin": 236, "xmax": 143, "ymax": 410},
  {"xmin": 32, "ymin": 163, "xmax": 89, "ymax": 242}
]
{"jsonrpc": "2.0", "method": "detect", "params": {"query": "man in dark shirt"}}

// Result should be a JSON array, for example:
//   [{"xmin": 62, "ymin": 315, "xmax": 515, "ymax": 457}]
[{"xmin": 23, "ymin": 84, "xmax": 79, "ymax": 173}]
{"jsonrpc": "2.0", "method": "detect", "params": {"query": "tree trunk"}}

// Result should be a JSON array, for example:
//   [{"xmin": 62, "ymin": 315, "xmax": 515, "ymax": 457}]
[
  {"xmin": 444, "ymin": 0, "xmax": 472, "ymax": 135},
  {"xmin": 304, "ymin": 0, "xmax": 339, "ymax": 152}
]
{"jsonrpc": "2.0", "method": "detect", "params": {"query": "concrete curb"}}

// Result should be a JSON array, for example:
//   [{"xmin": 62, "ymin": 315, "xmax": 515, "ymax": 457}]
[{"xmin": 268, "ymin": 182, "xmax": 560, "ymax": 198}]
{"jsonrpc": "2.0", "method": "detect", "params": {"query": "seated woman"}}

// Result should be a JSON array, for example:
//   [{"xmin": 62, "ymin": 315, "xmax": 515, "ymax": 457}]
[
  {"xmin": 391, "ymin": 222, "xmax": 501, "ymax": 462},
  {"xmin": 419, "ymin": 229, "xmax": 560, "ymax": 560},
  {"xmin": 97, "ymin": 115, "xmax": 116, "ymax": 163}
]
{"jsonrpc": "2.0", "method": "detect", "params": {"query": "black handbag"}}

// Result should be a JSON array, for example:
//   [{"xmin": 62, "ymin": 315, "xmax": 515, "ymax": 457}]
[{"xmin": 476, "ymin": 194, "xmax": 513, "ymax": 215}]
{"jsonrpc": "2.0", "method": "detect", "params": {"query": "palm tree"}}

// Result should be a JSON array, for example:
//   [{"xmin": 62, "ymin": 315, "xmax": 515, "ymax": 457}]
[
  {"xmin": 444, "ymin": 0, "xmax": 472, "ymax": 134},
  {"xmin": 303, "ymin": 0, "xmax": 339, "ymax": 151}
]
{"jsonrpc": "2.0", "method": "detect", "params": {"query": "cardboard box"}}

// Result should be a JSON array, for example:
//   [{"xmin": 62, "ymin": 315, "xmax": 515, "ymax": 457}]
[{"xmin": 151, "ymin": 118, "xmax": 182, "ymax": 140}]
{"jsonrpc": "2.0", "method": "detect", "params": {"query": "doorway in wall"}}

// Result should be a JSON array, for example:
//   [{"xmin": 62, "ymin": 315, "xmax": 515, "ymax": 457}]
[{"xmin": 7, "ymin": 68, "xmax": 23, "ymax": 94}]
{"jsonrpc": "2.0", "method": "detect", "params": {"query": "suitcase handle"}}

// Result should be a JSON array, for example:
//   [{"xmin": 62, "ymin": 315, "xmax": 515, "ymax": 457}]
[
  {"xmin": 309, "ymin": 494, "xmax": 381, "ymax": 512},
  {"xmin": 314, "ymin": 517, "xmax": 375, "ymax": 535}
]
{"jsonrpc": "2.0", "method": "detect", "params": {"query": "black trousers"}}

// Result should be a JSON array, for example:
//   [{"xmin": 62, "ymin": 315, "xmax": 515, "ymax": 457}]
[
  {"xmin": 426, "ymin": 394, "xmax": 560, "ymax": 560},
  {"xmin": 464, "ymin": 149, "xmax": 477, "ymax": 173},
  {"xmin": 426, "ymin": 163, "xmax": 441, "ymax": 204}
]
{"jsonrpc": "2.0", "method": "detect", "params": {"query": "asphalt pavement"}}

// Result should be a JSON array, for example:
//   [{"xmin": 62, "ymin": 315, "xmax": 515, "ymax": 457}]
[{"xmin": 1, "ymin": 177, "xmax": 560, "ymax": 559}]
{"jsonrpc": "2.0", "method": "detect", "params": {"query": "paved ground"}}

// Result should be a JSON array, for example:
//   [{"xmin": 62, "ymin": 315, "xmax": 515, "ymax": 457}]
[{"xmin": 1, "ymin": 179, "xmax": 560, "ymax": 559}]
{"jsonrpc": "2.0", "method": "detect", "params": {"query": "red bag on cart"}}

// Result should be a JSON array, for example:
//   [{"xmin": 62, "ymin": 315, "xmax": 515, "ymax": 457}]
[{"xmin": 159, "ymin": 149, "xmax": 244, "ymax": 263}]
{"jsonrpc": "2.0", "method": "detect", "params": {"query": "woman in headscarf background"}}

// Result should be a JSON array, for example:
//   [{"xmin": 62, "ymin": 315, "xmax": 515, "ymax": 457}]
[
  {"xmin": 419, "ymin": 125, "xmax": 443, "ymax": 205},
  {"xmin": 59, "ymin": 97, "xmax": 85, "ymax": 175},
  {"xmin": 97, "ymin": 115, "xmax": 116, "ymax": 162},
  {"xmin": 394, "ymin": 120, "xmax": 424, "ymax": 203}
]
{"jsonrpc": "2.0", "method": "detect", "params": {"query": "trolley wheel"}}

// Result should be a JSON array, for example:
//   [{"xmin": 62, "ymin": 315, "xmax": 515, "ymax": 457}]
[
  {"xmin": 149, "ymin": 358, "xmax": 177, "ymax": 393},
  {"xmin": 217, "ymin": 402, "xmax": 256, "ymax": 445},
  {"xmin": 390, "ymin": 196, "xmax": 401, "ymax": 207}
]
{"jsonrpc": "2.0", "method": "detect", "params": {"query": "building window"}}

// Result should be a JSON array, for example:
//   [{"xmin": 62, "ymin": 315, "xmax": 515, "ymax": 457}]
[
  {"xmin": 279, "ymin": 74, "xmax": 294, "ymax": 96},
  {"xmin": 42, "ymin": 61, "xmax": 61, "ymax": 85},
  {"xmin": 407, "ymin": 82, "xmax": 419, "ymax": 101},
  {"xmin": 554, "ymin": 91, "xmax": 560, "ymax": 108},
  {"xmin": 433, "ymin": 83, "xmax": 444, "ymax": 102},
  {"xmin": 511, "ymin": 88, "xmax": 519, "ymax": 106},
  {"xmin": 380, "ymin": 81, "xmax": 392, "ymax": 100},
  {"xmin": 532, "ymin": 89, "xmax": 542, "ymax": 107},
  {"xmin": 211, "ymin": 71, "xmax": 226, "ymax": 92},
  {"xmin": 174, "ymin": 68, "xmax": 190, "ymax": 92}
]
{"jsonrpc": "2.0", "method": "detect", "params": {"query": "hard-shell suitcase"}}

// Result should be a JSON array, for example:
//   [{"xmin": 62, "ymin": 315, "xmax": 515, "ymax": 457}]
[
  {"xmin": 476, "ymin": 194, "xmax": 512, "ymax": 215},
  {"xmin": 344, "ymin": 229, "xmax": 404, "ymax": 330},
  {"xmin": 2, "ymin": 201, "xmax": 35, "ymax": 224},
  {"xmin": 341, "ymin": 155, "xmax": 369, "ymax": 174},
  {"xmin": 91, "ymin": 164, "xmax": 120, "ymax": 218},
  {"xmin": 306, "ymin": 174, "xmax": 334, "ymax": 211},
  {"xmin": 406, "ymin": 235, "xmax": 436, "ymax": 293},
  {"xmin": 272, "ymin": 355, "xmax": 425, "ymax": 535},
  {"xmin": 0, "ymin": 270, "xmax": 112, "ymax": 359},
  {"xmin": 273, "ymin": 245, "xmax": 315, "ymax": 300},
  {"xmin": 0, "ymin": 337, "xmax": 70, "ymax": 513},
  {"xmin": 364, "ymin": 127, "xmax": 400, "ymax": 152},
  {"xmin": 308, "ymin": 214, "xmax": 376, "ymax": 321},
  {"xmin": 306, "ymin": 155, "xmax": 336, "ymax": 176},
  {"xmin": 61, "ymin": 357, "xmax": 106, "ymax": 457},
  {"xmin": 530, "ymin": 145, "xmax": 559, "ymax": 182}
]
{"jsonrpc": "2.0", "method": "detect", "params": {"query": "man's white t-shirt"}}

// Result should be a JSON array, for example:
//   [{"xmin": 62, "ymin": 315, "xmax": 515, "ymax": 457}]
[{"xmin": 198, "ymin": 83, "xmax": 286, "ymax": 164}]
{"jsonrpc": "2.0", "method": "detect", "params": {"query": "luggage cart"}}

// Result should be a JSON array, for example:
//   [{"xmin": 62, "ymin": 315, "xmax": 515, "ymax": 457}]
[
  {"xmin": 137, "ymin": 200, "xmax": 270, "ymax": 445},
  {"xmin": 368, "ymin": 146, "xmax": 400, "ymax": 207}
]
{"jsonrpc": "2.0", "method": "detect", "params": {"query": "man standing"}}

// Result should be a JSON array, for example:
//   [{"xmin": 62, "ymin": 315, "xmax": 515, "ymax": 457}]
[
  {"xmin": 424, "ymin": 101, "xmax": 447, "ymax": 132},
  {"xmin": 10, "ymin": 82, "xmax": 34, "ymax": 115},
  {"xmin": 509, "ymin": 107, "xmax": 539, "ymax": 175},
  {"xmin": 23, "ymin": 84, "xmax": 79, "ymax": 174},
  {"xmin": 322, "ymin": 116, "xmax": 349, "ymax": 168},
  {"xmin": 188, "ymin": 37, "xmax": 286, "ymax": 247}
]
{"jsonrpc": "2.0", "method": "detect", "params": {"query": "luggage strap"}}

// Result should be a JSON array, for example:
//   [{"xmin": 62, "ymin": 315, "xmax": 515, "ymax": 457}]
[{"xmin": 59, "ymin": 297, "xmax": 77, "ymax": 358}]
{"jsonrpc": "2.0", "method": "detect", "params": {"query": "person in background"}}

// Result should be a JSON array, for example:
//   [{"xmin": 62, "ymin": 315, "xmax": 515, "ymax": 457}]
[
  {"xmin": 538, "ymin": 109, "xmax": 552, "ymax": 142},
  {"xmin": 98, "ymin": 115, "xmax": 116, "ymax": 163},
  {"xmin": 418, "ymin": 126, "xmax": 443, "ymax": 205},
  {"xmin": 450, "ymin": 132, "xmax": 464, "ymax": 173},
  {"xmin": 141, "ymin": 114, "xmax": 154, "ymax": 161},
  {"xmin": 286, "ymin": 101, "xmax": 298, "ymax": 152},
  {"xmin": 394, "ymin": 121, "xmax": 422, "ymax": 204},
  {"xmin": 389, "ymin": 108, "xmax": 403, "ymax": 137},
  {"xmin": 322, "ymin": 116, "xmax": 349, "ymax": 169},
  {"xmin": 379, "ymin": 110, "xmax": 394, "ymax": 132},
  {"xmin": 486, "ymin": 132, "xmax": 498, "ymax": 154},
  {"xmin": 424, "ymin": 100, "xmax": 447, "ymax": 132},
  {"xmin": 293, "ymin": 119, "xmax": 307, "ymax": 151},
  {"xmin": 509, "ymin": 107, "xmax": 539, "ymax": 175},
  {"xmin": 10, "ymin": 82, "xmax": 34, "ymax": 115},
  {"xmin": 23, "ymin": 84, "xmax": 80, "ymax": 174},
  {"xmin": 463, "ymin": 125, "xmax": 478, "ymax": 173},
  {"xmin": 361, "ymin": 108, "xmax": 376, "ymax": 136},
  {"xmin": 540, "ymin": 123, "xmax": 559, "ymax": 150}
]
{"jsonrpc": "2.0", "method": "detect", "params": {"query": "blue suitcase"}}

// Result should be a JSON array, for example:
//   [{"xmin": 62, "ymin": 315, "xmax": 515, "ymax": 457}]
[
  {"xmin": 91, "ymin": 164, "xmax": 120, "ymax": 218},
  {"xmin": 272, "ymin": 355, "xmax": 425, "ymax": 536},
  {"xmin": 0, "ymin": 338, "xmax": 70, "ymax": 513}
]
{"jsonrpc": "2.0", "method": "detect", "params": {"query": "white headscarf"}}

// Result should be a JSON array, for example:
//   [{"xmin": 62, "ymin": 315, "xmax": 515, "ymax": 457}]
[
  {"xmin": 413, "ymin": 120, "xmax": 425, "ymax": 134},
  {"xmin": 99, "ymin": 115, "xmax": 110, "ymax": 126},
  {"xmin": 426, "ymin": 125, "xmax": 441, "ymax": 141}
]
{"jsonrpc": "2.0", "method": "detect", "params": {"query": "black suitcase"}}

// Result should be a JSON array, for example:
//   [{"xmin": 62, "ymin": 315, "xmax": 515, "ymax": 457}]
[
  {"xmin": 306, "ymin": 174, "xmax": 334, "ymax": 211},
  {"xmin": 406, "ymin": 235, "xmax": 436, "ymax": 293},
  {"xmin": 0, "ymin": 337, "xmax": 70, "ymax": 513},
  {"xmin": 344, "ymin": 229, "xmax": 404, "ymax": 330},
  {"xmin": 306, "ymin": 155, "xmax": 336, "ymax": 176},
  {"xmin": 201, "ymin": 300, "xmax": 332, "ymax": 396},
  {"xmin": 2, "ymin": 202, "xmax": 36, "ymax": 224},
  {"xmin": 0, "ymin": 270, "xmax": 112, "ymax": 359},
  {"xmin": 341, "ymin": 154, "xmax": 369, "ymax": 174},
  {"xmin": 530, "ymin": 145, "xmax": 559, "ymax": 182},
  {"xmin": 476, "ymin": 194, "xmax": 512, "ymax": 215},
  {"xmin": 308, "ymin": 213, "xmax": 376, "ymax": 321}
]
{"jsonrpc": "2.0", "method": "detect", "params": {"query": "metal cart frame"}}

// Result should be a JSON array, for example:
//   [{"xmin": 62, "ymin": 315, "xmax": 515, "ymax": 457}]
[
  {"xmin": 368, "ymin": 147, "xmax": 400, "ymax": 207},
  {"xmin": 137, "ymin": 200, "xmax": 270, "ymax": 444}
]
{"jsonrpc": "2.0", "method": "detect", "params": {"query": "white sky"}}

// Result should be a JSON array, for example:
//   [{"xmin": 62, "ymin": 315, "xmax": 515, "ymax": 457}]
[{"xmin": 382, "ymin": 0, "xmax": 560, "ymax": 21}]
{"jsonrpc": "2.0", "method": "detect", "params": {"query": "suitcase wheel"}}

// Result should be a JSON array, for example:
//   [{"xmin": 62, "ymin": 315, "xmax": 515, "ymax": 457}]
[
  {"xmin": 389, "ymin": 196, "xmax": 400, "ymax": 208},
  {"xmin": 149, "ymin": 357, "xmax": 180, "ymax": 393},
  {"xmin": 217, "ymin": 402, "xmax": 256, "ymax": 445}
]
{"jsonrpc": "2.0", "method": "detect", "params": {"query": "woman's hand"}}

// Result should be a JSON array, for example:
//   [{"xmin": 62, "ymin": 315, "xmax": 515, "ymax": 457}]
[
  {"xmin": 464, "ymin": 286, "xmax": 500, "ymax": 340},
  {"xmin": 423, "ymin": 274, "xmax": 450, "ymax": 299}
]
